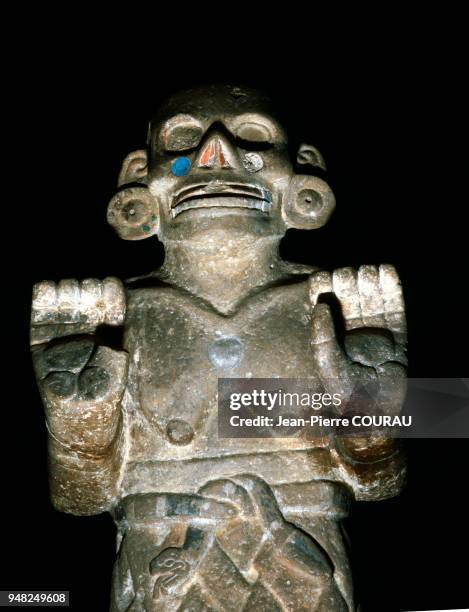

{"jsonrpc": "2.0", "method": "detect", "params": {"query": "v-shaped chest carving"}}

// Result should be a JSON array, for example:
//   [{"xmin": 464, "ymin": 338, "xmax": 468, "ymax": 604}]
[{"xmin": 123, "ymin": 280, "xmax": 319, "ymax": 458}]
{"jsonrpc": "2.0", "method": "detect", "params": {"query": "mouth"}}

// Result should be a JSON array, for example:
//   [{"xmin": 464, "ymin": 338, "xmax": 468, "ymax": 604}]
[{"xmin": 171, "ymin": 182, "xmax": 272, "ymax": 218}]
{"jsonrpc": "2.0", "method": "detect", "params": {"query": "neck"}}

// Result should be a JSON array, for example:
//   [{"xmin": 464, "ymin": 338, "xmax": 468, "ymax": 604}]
[{"xmin": 157, "ymin": 232, "xmax": 285, "ymax": 314}]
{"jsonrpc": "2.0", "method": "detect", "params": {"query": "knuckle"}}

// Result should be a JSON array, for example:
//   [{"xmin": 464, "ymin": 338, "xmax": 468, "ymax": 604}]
[
  {"xmin": 42, "ymin": 371, "xmax": 77, "ymax": 400},
  {"xmin": 345, "ymin": 329, "xmax": 395, "ymax": 367},
  {"xmin": 77, "ymin": 365, "xmax": 112, "ymax": 401},
  {"xmin": 57, "ymin": 279, "xmax": 80, "ymax": 307},
  {"xmin": 333, "ymin": 266, "xmax": 358, "ymax": 290},
  {"xmin": 43, "ymin": 338, "xmax": 95, "ymax": 373},
  {"xmin": 32, "ymin": 281, "xmax": 58, "ymax": 307},
  {"xmin": 357, "ymin": 265, "xmax": 381, "ymax": 296},
  {"xmin": 102, "ymin": 277, "xmax": 126, "ymax": 325},
  {"xmin": 379, "ymin": 264, "xmax": 404, "ymax": 303},
  {"xmin": 31, "ymin": 281, "xmax": 58, "ymax": 324},
  {"xmin": 80, "ymin": 278, "xmax": 102, "ymax": 301}
]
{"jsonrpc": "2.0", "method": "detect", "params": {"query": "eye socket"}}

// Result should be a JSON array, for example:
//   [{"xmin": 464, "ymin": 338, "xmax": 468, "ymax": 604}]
[
  {"xmin": 165, "ymin": 124, "xmax": 204, "ymax": 152},
  {"xmin": 234, "ymin": 122, "xmax": 272, "ymax": 144},
  {"xmin": 161, "ymin": 115, "xmax": 205, "ymax": 152},
  {"xmin": 235, "ymin": 137, "xmax": 272, "ymax": 152}
]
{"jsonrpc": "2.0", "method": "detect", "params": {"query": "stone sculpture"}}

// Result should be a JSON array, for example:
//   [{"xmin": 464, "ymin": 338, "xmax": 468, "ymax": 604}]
[{"xmin": 31, "ymin": 85, "xmax": 407, "ymax": 611}]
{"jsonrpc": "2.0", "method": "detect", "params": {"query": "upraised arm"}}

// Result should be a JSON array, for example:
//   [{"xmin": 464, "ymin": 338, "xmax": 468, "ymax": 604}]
[
  {"xmin": 31, "ymin": 278, "xmax": 128, "ymax": 515},
  {"xmin": 309, "ymin": 264, "xmax": 407, "ymax": 500}
]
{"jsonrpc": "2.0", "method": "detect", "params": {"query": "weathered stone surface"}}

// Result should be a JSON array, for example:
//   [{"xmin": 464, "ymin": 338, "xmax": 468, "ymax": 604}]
[{"xmin": 31, "ymin": 84, "xmax": 407, "ymax": 611}]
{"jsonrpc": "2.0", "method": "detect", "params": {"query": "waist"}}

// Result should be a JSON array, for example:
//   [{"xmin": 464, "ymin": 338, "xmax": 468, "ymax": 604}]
[
  {"xmin": 117, "ymin": 478, "xmax": 351, "ymax": 527},
  {"xmin": 121, "ymin": 448, "xmax": 341, "ymax": 498}
]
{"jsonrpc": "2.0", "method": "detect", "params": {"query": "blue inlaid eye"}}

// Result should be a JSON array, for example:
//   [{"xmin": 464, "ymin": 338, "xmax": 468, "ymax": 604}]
[{"xmin": 171, "ymin": 157, "xmax": 191, "ymax": 176}]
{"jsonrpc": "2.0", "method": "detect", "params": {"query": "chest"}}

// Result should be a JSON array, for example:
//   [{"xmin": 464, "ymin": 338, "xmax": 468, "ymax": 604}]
[
  {"xmin": 122, "ymin": 282, "xmax": 320, "ymax": 459},
  {"xmin": 125, "ymin": 282, "xmax": 314, "ymax": 384}
]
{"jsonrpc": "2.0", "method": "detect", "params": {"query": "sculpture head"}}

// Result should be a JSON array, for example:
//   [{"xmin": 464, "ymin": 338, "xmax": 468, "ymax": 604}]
[{"xmin": 107, "ymin": 85, "xmax": 335, "ymax": 243}]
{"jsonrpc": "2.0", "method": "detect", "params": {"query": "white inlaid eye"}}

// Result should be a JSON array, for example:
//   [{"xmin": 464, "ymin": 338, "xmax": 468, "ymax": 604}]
[{"xmin": 243, "ymin": 153, "xmax": 264, "ymax": 173}]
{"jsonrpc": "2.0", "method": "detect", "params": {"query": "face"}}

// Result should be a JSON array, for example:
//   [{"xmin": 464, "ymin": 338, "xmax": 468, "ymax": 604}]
[
  {"xmin": 147, "ymin": 85, "xmax": 294, "ymax": 241},
  {"xmin": 108, "ymin": 86, "xmax": 335, "ymax": 242}
]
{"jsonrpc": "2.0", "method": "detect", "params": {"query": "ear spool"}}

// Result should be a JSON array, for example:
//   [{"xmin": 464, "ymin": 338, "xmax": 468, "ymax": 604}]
[
  {"xmin": 107, "ymin": 186, "xmax": 160, "ymax": 240},
  {"xmin": 108, "ymin": 149, "xmax": 159, "ymax": 241},
  {"xmin": 282, "ymin": 175, "xmax": 336, "ymax": 230}
]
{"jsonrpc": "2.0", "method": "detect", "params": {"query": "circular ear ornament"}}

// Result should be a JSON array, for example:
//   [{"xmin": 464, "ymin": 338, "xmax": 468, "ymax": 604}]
[
  {"xmin": 107, "ymin": 186, "xmax": 159, "ymax": 240},
  {"xmin": 282, "ymin": 175, "xmax": 336, "ymax": 230}
]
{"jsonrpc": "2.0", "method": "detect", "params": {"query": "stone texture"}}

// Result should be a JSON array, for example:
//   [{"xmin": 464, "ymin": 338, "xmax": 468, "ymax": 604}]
[{"xmin": 31, "ymin": 85, "xmax": 407, "ymax": 611}]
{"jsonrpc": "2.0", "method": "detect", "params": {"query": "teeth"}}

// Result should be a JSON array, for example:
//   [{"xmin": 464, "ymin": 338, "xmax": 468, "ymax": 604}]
[{"xmin": 171, "ymin": 198, "xmax": 271, "ymax": 218}]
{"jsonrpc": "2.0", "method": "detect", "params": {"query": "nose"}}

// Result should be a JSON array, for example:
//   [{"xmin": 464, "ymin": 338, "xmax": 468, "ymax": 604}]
[{"xmin": 196, "ymin": 132, "xmax": 238, "ymax": 169}]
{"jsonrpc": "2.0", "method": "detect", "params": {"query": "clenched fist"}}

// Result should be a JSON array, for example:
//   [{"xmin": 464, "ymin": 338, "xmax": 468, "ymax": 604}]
[
  {"xmin": 31, "ymin": 277, "xmax": 128, "ymax": 455},
  {"xmin": 309, "ymin": 264, "xmax": 407, "ymax": 461}
]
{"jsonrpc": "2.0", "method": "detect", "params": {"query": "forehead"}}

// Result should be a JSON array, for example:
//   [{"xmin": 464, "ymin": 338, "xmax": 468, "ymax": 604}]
[{"xmin": 150, "ymin": 85, "xmax": 283, "ymax": 133}]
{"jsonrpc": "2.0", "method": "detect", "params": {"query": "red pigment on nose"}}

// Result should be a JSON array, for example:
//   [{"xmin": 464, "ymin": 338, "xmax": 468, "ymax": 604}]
[
  {"xmin": 217, "ymin": 140, "xmax": 231, "ymax": 168},
  {"xmin": 199, "ymin": 141, "xmax": 215, "ymax": 167}
]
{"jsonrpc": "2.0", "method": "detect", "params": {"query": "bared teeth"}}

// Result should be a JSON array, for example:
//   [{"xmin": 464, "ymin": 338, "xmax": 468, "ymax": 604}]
[
  {"xmin": 171, "ymin": 198, "xmax": 271, "ymax": 218},
  {"xmin": 170, "ymin": 183, "xmax": 273, "ymax": 217}
]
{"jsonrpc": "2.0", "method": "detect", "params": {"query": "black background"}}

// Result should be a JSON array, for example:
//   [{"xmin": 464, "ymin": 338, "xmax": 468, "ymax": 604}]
[{"xmin": 3, "ymin": 21, "xmax": 467, "ymax": 612}]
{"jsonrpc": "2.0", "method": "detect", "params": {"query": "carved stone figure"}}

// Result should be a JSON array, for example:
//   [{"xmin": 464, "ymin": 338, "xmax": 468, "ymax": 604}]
[{"xmin": 31, "ymin": 85, "xmax": 407, "ymax": 611}]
